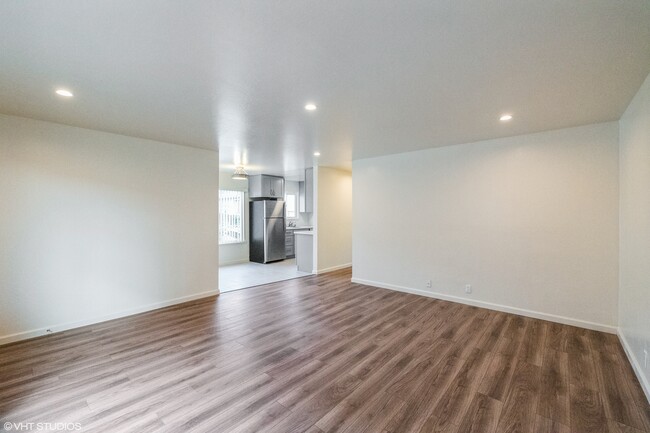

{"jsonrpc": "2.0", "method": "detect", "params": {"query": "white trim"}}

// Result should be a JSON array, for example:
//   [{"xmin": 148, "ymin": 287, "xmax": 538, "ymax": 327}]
[
  {"xmin": 618, "ymin": 329, "xmax": 650, "ymax": 404},
  {"xmin": 219, "ymin": 259, "xmax": 250, "ymax": 266},
  {"xmin": 350, "ymin": 277, "xmax": 617, "ymax": 334},
  {"xmin": 0, "ymin": 289, "xmax": 220, "ymax": 346},
  {"xmin": 315, "ymin": 263, "xmax": 352, "ymax": 275}
]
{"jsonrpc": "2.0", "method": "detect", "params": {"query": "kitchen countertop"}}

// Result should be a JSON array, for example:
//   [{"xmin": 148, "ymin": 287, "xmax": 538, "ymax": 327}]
[
  {"xmin": 286, "ymin": 226, "xmax": 313, "ymax": 231},
  {"xmin": 293, "ymin": 230, "xmax": 314, "ymax": 235}
]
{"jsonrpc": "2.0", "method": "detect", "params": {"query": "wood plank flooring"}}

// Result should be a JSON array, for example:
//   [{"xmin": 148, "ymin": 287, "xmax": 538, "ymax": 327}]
[{"xmin": 1, "ymin": 268, "xmax": 648, "ymax": 433}]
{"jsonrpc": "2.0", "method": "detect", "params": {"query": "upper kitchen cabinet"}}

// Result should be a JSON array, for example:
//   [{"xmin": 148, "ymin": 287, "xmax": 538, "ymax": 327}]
[
  {"xmin": 299, "ymin": 167, "xmax": 314, "ymax": 213},
  {"xmin": 249, "ymin": 175, "xmax": 285, "ymax": 199},
  {"xmin": 269, "ymin": 176, "xmax": 285, "ymax": 198}
]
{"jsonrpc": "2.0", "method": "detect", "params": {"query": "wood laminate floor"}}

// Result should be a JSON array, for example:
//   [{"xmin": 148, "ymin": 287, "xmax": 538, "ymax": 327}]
[{"xmin": 1, "ymin": 269, "xmax": 649, "ymax": 433}]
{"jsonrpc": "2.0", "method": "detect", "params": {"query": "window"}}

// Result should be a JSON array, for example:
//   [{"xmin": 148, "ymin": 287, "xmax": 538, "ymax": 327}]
[
  {"xmin": 286, "ymin": 194, "xmax": 297, "ymax": 219},
  {"xmin": 219, "ymin": 190, "xmax": 245, "ymax": 244}
]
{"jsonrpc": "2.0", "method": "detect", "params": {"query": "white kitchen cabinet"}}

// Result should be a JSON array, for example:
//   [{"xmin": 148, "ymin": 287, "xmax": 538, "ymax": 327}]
[{"xmin": 294, "ymin": 231, "xmax": 313, "ymax": 273}]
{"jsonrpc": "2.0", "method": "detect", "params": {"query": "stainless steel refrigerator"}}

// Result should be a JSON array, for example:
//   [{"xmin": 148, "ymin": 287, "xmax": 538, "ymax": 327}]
[{"xmin": 249, "ymin": 200, "xmax": 286, "ymax": 263}]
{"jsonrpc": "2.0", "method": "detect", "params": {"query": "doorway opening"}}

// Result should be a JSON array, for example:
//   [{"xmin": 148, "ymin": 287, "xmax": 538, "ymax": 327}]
[{"xmin": 218, "ymin": 168, "xmax": 313, "ymax": 293}]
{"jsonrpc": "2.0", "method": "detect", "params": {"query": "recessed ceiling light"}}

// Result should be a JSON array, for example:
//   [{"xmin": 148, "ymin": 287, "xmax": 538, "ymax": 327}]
[
  {"xmin": 500, "ymin": 114, "xmax": 513, "ymax": 122},
  {"xmin": 305, "ymin": 103, "xmax": 317, "ymax": 111},
  {"xmin": 55, "ymin": 89, "xmax": 74, "ymax": 97},
  {"xmin": 313, "ymin": 152, "xmax": 321, "ymax": 157}
]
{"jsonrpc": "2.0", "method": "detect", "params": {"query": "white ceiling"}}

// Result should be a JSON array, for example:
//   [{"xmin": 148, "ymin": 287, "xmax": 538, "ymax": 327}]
[{"xmin": 1, "ymin": 1, "xmax": 649, "ymax": 176}]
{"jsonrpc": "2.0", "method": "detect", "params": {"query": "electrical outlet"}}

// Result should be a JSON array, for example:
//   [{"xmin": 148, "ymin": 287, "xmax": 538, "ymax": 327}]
[
  {"xmin": 426, "ymin": 280, "xmax": 432, "ymax": 288},
  {"xmin": 465, "ymin": 284, "xmax": 472, "ymax": 294}
]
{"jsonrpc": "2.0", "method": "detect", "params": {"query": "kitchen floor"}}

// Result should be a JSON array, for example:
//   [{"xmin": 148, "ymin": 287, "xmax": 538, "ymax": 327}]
[{"xmin": 219, "ymin": 259, "xmax": 312, "ymax": 292}]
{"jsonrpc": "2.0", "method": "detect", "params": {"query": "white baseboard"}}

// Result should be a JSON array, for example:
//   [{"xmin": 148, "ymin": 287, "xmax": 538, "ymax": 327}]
[
  {"xmin": 0, "ymin": 289, "xmax": 220, "ymax": 346},
  {"xmin": 350, "ymin": 277, "xmax": 617, "ymax": 334},
  {"xmin": 315, "ymin": 263, "xmax": 352, "ymax": 275},
  {"xmin": 618, "ymin": 329, "xmax": 650, "ymax": 404}
]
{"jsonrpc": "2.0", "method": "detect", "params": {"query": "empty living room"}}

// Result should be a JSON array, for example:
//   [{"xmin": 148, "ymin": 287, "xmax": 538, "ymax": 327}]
[{"xmin": 1, "ymin": 1, "xmax": 649, "ymax": 432}]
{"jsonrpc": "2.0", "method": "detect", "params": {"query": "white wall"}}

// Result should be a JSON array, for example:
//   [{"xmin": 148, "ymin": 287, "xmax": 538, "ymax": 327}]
[
  {"xmin": 0, "ymin": 114, "xmax": 219, "ymax": 344},
  {"xmin": 285, "ymin": 180, "xmax": 313, "ymax": 228},
  {"xmin": 218, "ymin": 171, "xmax": 249, "ymax": 265},
  {"xmin": 619, "ymin": 73, "xmax": 650, "ymax": 398},
  {"xmin": 314, "ymin": 166, "xmax": 352, "ymax": 273},
  {"xmin": 352, "ymin": 122, "xmax": 619, "ymax": 331}
]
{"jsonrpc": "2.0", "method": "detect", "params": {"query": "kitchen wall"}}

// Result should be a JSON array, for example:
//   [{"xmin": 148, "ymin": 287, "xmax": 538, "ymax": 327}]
[
  {"xmin": 0, "ymin": 114, "xmax": 219, "ymax": 344},
  {"xmin": 352, "ymin": 122, "xmax": 619, "ymax": 331},
  {"xmin": 218, "ymin": 171, "xmax": 249, "ymax": 265},
  {"xmin": 314, "ymin": 166, "xmax": 352, "ymax": 273},
  {"xmin": 285, "ymin": 180, "xmax": 313, "ymax": 228},
  {"xmin": 619, "ymin": 72, "xmax": 650, "ymax": 399}
]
